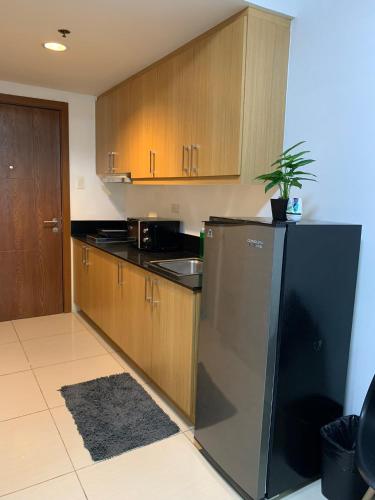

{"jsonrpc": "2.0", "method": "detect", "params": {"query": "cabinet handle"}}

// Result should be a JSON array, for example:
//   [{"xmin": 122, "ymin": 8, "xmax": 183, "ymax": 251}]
[
  {"xmin": 108, "ymin": 152, "xmax": 113, "ymax": 173},
  {"xmin": 182, "ymin": 145, "xmax": 190, "ymax": 175},
  {"xmin": 151, "ymin": 279, "xmax": 160, "ymax": 307},
  {"xmin": 81, "ymin": 246, "xmax": 86, "ymax": 265},
  {"xmin": 117, "ymin": 262, "xmax": 124, "ymax": 286},
  {"xmin": 151, "ymin": 151, "xmax": 156, "ymax": 177},
  {"xmin": 149, "ymin": 150, "xmax": 152, "ymax": 175},
  {"xmin": 144, "ymin": 276, "xmax": 152, "ymax": 302},
  {"xmin": 191, "ymin": 144, "xmax": 199, "ymax": 175},
  {"xmin": 85, "ymin": 247, "xmax": 89, "ymax": 267}
]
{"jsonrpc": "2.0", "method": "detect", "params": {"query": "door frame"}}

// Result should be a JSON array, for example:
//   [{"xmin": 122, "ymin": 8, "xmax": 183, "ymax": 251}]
[{"xmin": 0, "ymin": 92, "xmax": 71, "ymax": 312}]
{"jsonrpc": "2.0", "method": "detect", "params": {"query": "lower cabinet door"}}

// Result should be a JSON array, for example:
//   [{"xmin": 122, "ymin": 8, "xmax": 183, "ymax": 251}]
[
  {"xmin": 118, "ymin": 264, "xmax": 153, "ymax": 375},
  {"xmin": 90, "ymin": 250, "xmax": 120, "ymax": 340},
  {"xmin": 150, "ymin": 275, "xmax": 198, "ymax": 418}
]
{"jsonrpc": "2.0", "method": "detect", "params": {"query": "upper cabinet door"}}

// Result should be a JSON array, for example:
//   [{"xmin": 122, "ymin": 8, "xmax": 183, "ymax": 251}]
[
  {"xmin": 131, "ymin": 69, "xmax": 158, "ymax": 179},
  {"xmin": 190, "ymin": 16, "xmax": 247, "ymax": 177},
  {"xmin": 152, "ymin": 47, "xmax": 195, "ymax": 179},
  {"xmin": 96, "ymin": 88, "xmax": 126, "ymax": 174}
]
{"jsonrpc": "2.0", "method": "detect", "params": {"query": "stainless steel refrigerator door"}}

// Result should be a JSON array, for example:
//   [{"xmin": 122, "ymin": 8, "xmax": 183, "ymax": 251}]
[{"xmin": 195, "ymin": 223, "xmax": 285, "ymax": 500}]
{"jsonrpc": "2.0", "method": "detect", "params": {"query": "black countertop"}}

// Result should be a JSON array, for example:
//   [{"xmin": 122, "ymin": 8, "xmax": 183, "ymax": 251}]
[{"xmin": 72, "ymin": 235, "xmax": 202, "ymax": 292}]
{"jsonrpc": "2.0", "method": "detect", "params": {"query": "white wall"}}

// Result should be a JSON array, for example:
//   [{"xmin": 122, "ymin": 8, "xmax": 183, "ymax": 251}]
[
  {"xmin": 123, "ymin": 0, "xmax": 375, "ymax": 414},
  {"xmin": 0, "ymin": 80, "xmax": 124, "ymax": 220}
]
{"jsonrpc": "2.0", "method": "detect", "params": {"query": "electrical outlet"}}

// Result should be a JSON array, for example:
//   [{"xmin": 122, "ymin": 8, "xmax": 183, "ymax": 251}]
[{"xmin": 171, "ymin": 203, "xmax": 180, "ymax": 214}]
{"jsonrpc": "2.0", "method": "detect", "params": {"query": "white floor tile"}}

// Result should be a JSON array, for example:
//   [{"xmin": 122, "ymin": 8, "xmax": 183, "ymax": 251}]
[
  {"xmin": 0, "ymin": 371, "xmax": 47, "ymax": 421},
  {"xmin": 74, "ymin": 313, "xmax": 120, "ymax": 354},
  {"xmin": 34, "ymin": 354, "xmax": 124, "ymax": 407},
  {"xmin": 78, "ymin": 433, "xmax": 240, "ymax": 500},
  {"xmin": 109, "ymin": 349, "xmax": 152, "ymax": 386},
  {"xmin": 282, "ymin": 481, "xmax": 324, "ymax": 499},
  {"xmin": 0, "ymin": 342, "xmax": 29, "ymax": 375},
  {"xmin": 0, "ymin": 322, "xmax": 18, "ymax": 345},
  {"xmin": 13, "ymin": 313, "xmax": 86, "ymax": 341},
  {"xmin": 51, "ymin": 405, "xmax": 94, "ymax": 469},
  {"xmin": 0, "ymin": 411, "xmax": 73, "ymax": 496},
  {"xmin": 22, "ymin": 330, "xmax": 107, "ymax": 368},
  {"xmin": 1, "ymin": 473, "xmax": 86, "ymax": 500}
]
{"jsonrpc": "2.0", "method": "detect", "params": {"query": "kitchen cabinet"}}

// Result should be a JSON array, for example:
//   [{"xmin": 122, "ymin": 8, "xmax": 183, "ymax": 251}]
[
  {"xmin": 73, "ymin": 239, "xmax": 94, "ymax": 317},
  {"xmin": 96, "ymin": 6, "xmax": 290, "ymax": 183},
  {"xmin": 72, "ymin": 241, "xmax": 200, "ymax": 420},
  {"xmin": 116, "ymin": 263, "xmax": 153, "ymax": 375},
  {"xmin": 151, "ymin": 275, "xmax": 199, "ymax": 417},
  {"xmin": 188, "ymin": 15, "xmax": 246, "ymax": 177},
  {"xmin": 96, "ymin": 88, "xmax": 122, "ymax": 175}
]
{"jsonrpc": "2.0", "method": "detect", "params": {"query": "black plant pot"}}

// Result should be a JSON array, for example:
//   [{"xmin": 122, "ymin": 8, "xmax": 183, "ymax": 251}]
[{"xmin": 271, "ymin": 198, "xmax": 288, "ymax": 221}]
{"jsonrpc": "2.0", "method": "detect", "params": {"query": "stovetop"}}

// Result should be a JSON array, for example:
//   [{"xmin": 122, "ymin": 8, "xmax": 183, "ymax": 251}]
[{"xmin": 86, "ymin": 229, "xmax": 135, "ymax": 244}]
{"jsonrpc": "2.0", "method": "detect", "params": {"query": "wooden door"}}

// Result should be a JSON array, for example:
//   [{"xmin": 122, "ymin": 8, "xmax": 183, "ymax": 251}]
[
  {"xmin": 190, "ymin": 15, "xmax": 246, "ymax": 177},
  {"xmin": 119, "ymin": 264, "xmax": 153, "ymax": 375},
  {"xmin": 0, "ymin": 104, "xmax": 64, "ymax": 321},
  {"xmin": 151, "ymin": 275, "xmax": 197, "ymax": 417}
]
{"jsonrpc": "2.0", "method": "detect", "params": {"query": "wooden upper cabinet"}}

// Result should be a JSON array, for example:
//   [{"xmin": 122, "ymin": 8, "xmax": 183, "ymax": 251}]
[
  {"xmin": 95, "ymin": 7, "xmax": 291, "ymax": 182},
  {"xmin": 96, "ymin": 89, "xmax": 122, "ymax": 175},
  {"xmin": 189, "ymin": 16, "xmax": 246, "ymax": 177}
]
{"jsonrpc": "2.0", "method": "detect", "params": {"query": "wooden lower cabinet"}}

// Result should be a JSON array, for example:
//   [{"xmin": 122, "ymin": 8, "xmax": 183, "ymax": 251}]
[
  {"xmin": 72, "ymin": 241, "xmax": 200, "ymax": 420},
  {"xmin": 116, "ymin": 263, "xmax": 153, "ymax": 375},
  {"xmin": 151, "ymin": 276, "xmax": 199, "ymax": 418}
]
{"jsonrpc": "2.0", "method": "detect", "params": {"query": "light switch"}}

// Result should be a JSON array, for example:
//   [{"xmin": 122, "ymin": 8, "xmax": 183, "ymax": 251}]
[
  {"xmin": 76, "ymin": 176, "xmax": 85, "ymax": 190},
  {"xmin": 171, "ymin": 203, "xmax": 180, "ymax": 214}
]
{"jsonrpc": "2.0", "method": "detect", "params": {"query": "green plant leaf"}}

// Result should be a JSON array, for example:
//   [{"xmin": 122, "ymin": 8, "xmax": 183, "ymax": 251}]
[
  {"xmin": 293, "ymin": 177, "xmax": 317, "ymax": 182},
  {"xmin": 290, "ymin": 179, "xmax": 302, "ymax": 189},
  {"xmin": 291, "ymin": 171, "xmax": 317, "ymax": 176},
  {"xmin": 265, "ymin": 179, "xmax": 281, "ymax": 193},
  {"xmin": 288, "ymin": 159, "xmax": 315, "ymax": 170},
  {"xmin": 281, "ymin": 150, "xmax": 311, "ymax": 162},
  {"xmin": 281, "ymin": 141, "xmax": 306, "ymax": 156}
]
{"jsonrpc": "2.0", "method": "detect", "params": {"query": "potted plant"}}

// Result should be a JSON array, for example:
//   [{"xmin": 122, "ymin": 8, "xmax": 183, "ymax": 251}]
[{"xmin": 255, "ymin": 141, "xmax": 316, "ymax": 221}]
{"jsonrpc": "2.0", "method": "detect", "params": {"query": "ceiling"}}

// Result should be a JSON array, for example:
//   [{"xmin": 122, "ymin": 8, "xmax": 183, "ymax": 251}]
[{"xmin": 0, "ymin": 0, "xmax": 248, "ymax": 96}]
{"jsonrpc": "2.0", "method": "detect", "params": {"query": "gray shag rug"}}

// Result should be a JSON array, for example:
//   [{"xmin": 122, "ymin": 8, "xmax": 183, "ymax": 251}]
[{"xmin": 60, "ymin": 372, "xmax": 179, "ymax": 461}]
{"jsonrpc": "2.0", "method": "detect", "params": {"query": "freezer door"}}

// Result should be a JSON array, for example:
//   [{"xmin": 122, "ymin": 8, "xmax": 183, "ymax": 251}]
[{"xmin": 195, "ymin": 223, "xmax": 285, "ymax": 500}]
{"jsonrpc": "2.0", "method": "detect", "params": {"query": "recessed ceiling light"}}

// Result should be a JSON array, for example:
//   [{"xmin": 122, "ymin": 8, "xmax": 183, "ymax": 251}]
[{"xmin": 43, "ymin": 41, "xmax": 67, "ymax": 52}]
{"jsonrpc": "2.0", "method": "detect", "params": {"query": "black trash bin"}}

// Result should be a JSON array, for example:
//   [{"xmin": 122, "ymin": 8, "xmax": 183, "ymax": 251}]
[{"xmin": 320, "ymin": 415, "xmax": 368, "ymax": 500}]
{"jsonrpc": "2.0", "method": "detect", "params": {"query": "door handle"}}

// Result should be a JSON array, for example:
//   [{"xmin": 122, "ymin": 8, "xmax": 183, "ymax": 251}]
[
  {"xmin": 43, "ymin": 217, "xmax": 59, "ymax": 227},
  {"xmin": 43, "ymin": 217, "xmax": 60, "ymax": 233},
  {"xmin": 151, "ymin": 279, "xmax": 160, "ymax": 307}
]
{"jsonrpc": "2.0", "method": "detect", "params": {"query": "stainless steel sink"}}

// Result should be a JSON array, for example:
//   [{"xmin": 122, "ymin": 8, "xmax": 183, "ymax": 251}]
[{"xmin": 148, "ymin": 258, "xmax": 203, "ymax": 276}]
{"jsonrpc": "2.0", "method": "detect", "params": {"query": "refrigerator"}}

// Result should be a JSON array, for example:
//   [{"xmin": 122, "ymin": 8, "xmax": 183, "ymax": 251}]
[{"xmin": 195, "ymin": 217, "xmax": 361, "ymax": 500}]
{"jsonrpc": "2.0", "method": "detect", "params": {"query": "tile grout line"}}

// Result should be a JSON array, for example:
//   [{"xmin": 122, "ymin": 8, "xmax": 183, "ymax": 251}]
[
  {"xmin": 0, "ymin": 472, "xmax": 76, "ymax": 499},
  {"xmin": 26, "ymin": 351, "xmax": 115, "ymax": 372},
  {"xmin": 29, "ymin": 365, "xmax": 89, "ymax": 500},
  {"xmin": 0, "ymin": 407, "xmax": 48, "ymax": 424},
  {"xmin": 12, "ymin": 326, "xmax": 88, "ymax": 500},
  {"xmin": 16, "ymin": 327, "xmax": 89, "ymax": 343},
  {"xmin": 0, "ymin": 367, "xmax": 33, "ymax": 378},
  {"xmin": 0, "ymin": 351, "xmax": 117, "ymax": 378}
]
